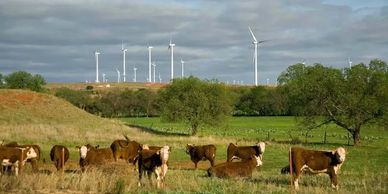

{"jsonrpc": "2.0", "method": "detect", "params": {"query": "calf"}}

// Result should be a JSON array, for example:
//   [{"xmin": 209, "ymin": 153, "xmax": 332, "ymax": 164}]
[
  {"xmin": 110, "ymin": 136, "xmax": 142, "ymax": 164},
  {"xmin": 77, "ymin": 144, "xmax": 114, "ymax": 172},
  {"xmin": 186, "ymin": 144, "xmax": 216, "ymax": 168},
  {"xmin": 226, "ymin": 142, "xmax": 265, "ymax": 162},
  {"xmin": 50, "ymin": 145, "xmax": 69, "ymax": 171},
  {"xmin": 207, "ymin": 155, "xmax": 262, "ymax": 178},
  {"xmin": 138, "ymin": 146, "xmax": 170, "ymax": 188},
  {"xmin": 4, "ymin": 142, "xmax": 41, "ymax": 172},
  {"xmin": 290, "ymin": 147, "xmax": 346, "ymax": 190},
  {"xmin": 0, "ymin": 146, "xmax": 38, "ymax": 176}
]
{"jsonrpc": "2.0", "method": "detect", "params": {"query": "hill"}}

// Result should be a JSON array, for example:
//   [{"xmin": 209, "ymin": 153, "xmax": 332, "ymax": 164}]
[{"xmin": 0, "ymin": 89, "xmax": 135, "ymax": 143}]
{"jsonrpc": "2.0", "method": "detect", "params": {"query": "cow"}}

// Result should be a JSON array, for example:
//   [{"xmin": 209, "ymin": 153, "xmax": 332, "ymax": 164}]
[
  {"xmin": 226, "ymin": 142, "xmax": 265, "ymax": 162},
  {"xmin": 77, "ymin": 144, "xmax": 114, "ymax": 172},
  {"xmin": 289, "ymin": 147, "xmax": 346, "ymax": 190},
  {"xmin": 207, "ymin": 155, "xmax": 262, "ymax": 178},
  {"xmin": 3, "ymin": 142, "xmax": 41, "ymax": 172},
  {"xmin": 50, "ymin": 145, "xmax": 69, "ymax": 171},
  {"xmin": 138, "ymin": 146, "xmax": 170, "ymax": 188},
  {"xmin": 110, "ymin": 136, "xmax": 142, "ymax": 164},
  {"xmin": 0, "ymin": 146, "xmax": 38, "ymax": 176},
  {"xmin": 186, "ymin": 144, "xmax": 216, "ymax": 168}
]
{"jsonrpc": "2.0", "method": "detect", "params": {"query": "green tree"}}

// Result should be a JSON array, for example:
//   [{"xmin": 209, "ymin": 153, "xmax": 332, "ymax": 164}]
[
  {"xmin": 0, "ymin": 73, "xmax": 4, "ymax": 88},
  {"xmin": 5, "ymin": 71, "xmax": 46, "ymax": 92},
  {"xmin": 159, "ymin": 76, "xmax": 232, "ymax": 135},
  {"xmin": 279, "ymin": 60, "xmax": 388, "ymax": 145}
]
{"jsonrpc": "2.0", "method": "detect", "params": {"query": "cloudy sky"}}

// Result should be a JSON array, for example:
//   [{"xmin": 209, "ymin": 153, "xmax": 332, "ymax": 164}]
[{"xmin": 1, "ymin": 0, "xmax": 387, "ymax": 84}]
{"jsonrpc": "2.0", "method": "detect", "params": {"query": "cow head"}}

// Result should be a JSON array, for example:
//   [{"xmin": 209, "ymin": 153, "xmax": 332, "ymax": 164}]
[
  {"xmin": 77, "ymin": 145, "xmax": 89, "ymax": 159},
  {"xmin": 25, "ymin": 147, "xmax": 38, "ymax": 159},
  {"xmin": 334, "ymin": 147, "xmax": 346, "ymax": 163},
  {"xmin": 142, "ymin": 144, "xmax": 150, "ymax": 150},
  {"xmin": 254, "ymin": 155, "xmax": 263, "ymax": 167},
  {"xmin": 159, "ymin": 146, "xmax": 170, "ymax": 164},
  {"xmin": 185, "ymin": 144, "xmax": 193, "ymax": 154},
  {"xmin": 256, "ymin": 142, "xmax": 266, "ymax": 159}
]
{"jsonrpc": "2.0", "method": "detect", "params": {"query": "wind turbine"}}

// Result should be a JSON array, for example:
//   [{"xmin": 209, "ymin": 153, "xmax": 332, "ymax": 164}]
[
  {"xmin": 122, "ymin": 42, "xmax": 127, "ymax": 82},
  {"xmin": 180, "ymin": 58, "xmax": 185, "ymax": 78},
  {"xmin": 94, "ymin": 51, "xmax": 100, "ymax": 83},
  {"xmin": 249, "ymin": 26, "xmax": 268, "ymax": 86},
  {"xmin": 133, "ymin": 67, "xmax": 137, "ymax": 82},
  {"xmin": 102, "ymin": 73, "xmax": 106, "ymax": 83},
  {"xmin": 152, "ymin": 62, "xmax": 156, "ymax": 83},
  {"xmin": 158, "ymin": 72, "xmax": 162, "ymax": 83},
  {"xmin": 148, "ymin": 46, "xmax": 153, "ymax": 83},
  {"xmin": 348, "ymin": 57, "xmax": 352, "ymax": 69},
  {"xmin": 116, "ymin": 68, "xmax": 120, "ymax": 83},
  {"xmin": 168, "ymin": 39, "xmax": 175, "ymax": 80}
]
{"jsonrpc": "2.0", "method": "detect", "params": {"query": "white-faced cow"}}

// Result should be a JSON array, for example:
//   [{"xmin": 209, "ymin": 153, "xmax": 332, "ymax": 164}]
[
  {"xmin": 226, "ymin": 142, "xmax": 265, "ymax": 162},
  {"xmin": 77, "ymin": 144, "xmax": 114, "ymax": 172},
  {"xmin": 137, "ymin": 145, "xmax": 170, "ymax": 188},
  {"xmin": 0, "ymin": 146, "xmax": 38, "ymax": 176},
  {"xmin": 50, "ymin": 145, "xmax": 69, "ymax": 171},
  {"xmin": 4, "ymin": 142, "xmax": 41, "ymax": 172},
  {"xmin": 290, "ymin": 147, "xmax": 346, "ymax": 190},
  {"xmin": 207, "ymin": 155, "xmax": 262, "ymax": 178},
  {"xmin": 186, "ymin": 144, "xmax": 216, "ymax": 168}
]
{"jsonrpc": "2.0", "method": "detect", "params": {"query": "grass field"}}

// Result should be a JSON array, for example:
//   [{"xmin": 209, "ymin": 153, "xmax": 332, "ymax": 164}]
[{"xmin": 0, "ymin": 89, "xmax": 387, "ymax": 193}]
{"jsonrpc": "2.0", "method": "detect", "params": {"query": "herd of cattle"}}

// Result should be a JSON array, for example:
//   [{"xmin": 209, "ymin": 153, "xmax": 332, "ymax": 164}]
[{"xmin": 0, "ymin": 136, "xmax": 347, "ymax": 190}]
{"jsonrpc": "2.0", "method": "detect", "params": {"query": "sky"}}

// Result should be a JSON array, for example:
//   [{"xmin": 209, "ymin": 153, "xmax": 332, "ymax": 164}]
[{"xmin": 0, "ymin": 0, "xmax": 387, "ymax": 84}]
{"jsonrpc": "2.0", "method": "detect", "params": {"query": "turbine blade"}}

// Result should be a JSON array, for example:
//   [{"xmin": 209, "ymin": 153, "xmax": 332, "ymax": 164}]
[{"xmin": 248, "ymin": 26, "xmax": 257, "ymax": 42}]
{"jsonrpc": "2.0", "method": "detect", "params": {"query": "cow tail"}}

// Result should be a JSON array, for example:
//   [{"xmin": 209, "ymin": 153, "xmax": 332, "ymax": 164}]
[{"xmin": 289, "ymin": 147, "xmax": 293, "ymax": 186}]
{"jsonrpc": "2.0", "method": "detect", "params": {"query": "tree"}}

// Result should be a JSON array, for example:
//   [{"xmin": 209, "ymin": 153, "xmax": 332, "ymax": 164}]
[
  {"xmin": 0, "ymin": 73, "xmax": 4, "ymax": 88},
  {"xmin": 279, "ymin": 60, "xmax": 388, "ymax": 145},
  {"xmin": 5, "ymin": 71, "xmax": 46, "ymax": 92},
  {"xmin": 159, "ymin": 76, "xmax": 232, "ymax": 135}
]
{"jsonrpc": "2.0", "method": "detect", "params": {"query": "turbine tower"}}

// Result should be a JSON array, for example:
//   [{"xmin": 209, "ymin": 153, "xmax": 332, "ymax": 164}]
[
  {"xmin": 116, "ymin": 68, "xmax": 120, "ymax": 83},
  {"xmin": 122, "ymin": 42, "xmax": 127, "ymax": 82},
  {"xmin": 152, "ymin": 62, "xmax": 156, "ymax": 83},
  {"xmin": 348, "ymin": 57, "xmax": 352, "ymax": 69},
  {"xmin": 94, "ymin": 51, "xmax": 100, "ymax": 83},
  {"xmin": 168, "ymin": 39, "xmax": 175, "ymax": 80},
  {"xmin": 248, "ymin": 26, "xmax": 267, "ymax": 86},
  {"xmin": 148, "ymin": 46, "xmax": 153, "ymax": 83},
  {"xmin": 159, "ymin": 72, "xmax": 162, "ymax": 83},
  {"xmin": 181, "ymin": 58, "xmax": 185, "ymax": 78},
  {"xmin": 102, "ymin": 73, "xmax": 106, "ymax": 83},
  {"xmin": 133, "ymin": 67, "xmax": 137, "ymax": 82}
]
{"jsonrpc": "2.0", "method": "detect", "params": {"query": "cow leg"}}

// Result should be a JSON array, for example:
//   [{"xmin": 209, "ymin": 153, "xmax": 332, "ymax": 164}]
[
  {"xmin": 30, "ymin": 159, "xmax": 38, "ymax": 172},
  {"xmin": 293, "ymin": 166, "xmax": 302, "ymax": 190},
  {"xmin": 14, "ymin": 162, "xmax": 19, "ymax": 176},
  {"xmin": 154, "ymin": 167, "xmax": 162, "ymax": 188},
  {"xmin": 194, "ymin": 161, "xmax": 198, "ymax": 169},
  {"xmin": 210, "ymin": 158, "xmax": 215, "ymax": 167},
  {"xmin": 329, "ymin": 169, "xmax": 339, "ymax": 190}
]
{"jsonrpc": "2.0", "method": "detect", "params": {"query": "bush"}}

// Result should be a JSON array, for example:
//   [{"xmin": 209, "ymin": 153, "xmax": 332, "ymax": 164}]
[{"xmin": 4, "ymin": 71, "xmax": 46, "ymax": 92}]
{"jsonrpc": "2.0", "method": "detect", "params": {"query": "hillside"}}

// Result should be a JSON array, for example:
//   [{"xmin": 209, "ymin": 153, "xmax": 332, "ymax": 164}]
[{"xmin": 0, "ymin": 89, "xmax": 136, "ymax": 143}]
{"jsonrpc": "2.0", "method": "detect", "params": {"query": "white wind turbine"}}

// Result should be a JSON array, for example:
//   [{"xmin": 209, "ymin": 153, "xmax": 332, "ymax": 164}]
[
  {"xmin": 180, "ymin": 58, "xmax": 185, "ymax": 78},
  {"xmin": 158, "ymin": 72, "xmax": 162, "ymax": 83},
  {"xmin": 116, "ymin": 68, "xmax": 120, "ymax": 83},
  {"xmin": 122, "ymin": 42, "xmax": 127, "ymax": 82},
  {"xmin": 168, "ymin": 39, "xmax": 175, "ymax": 80},
  {"xmin": 152, "ymin": 62, "xmax": 156, "ymax": 83},
  {"xmin": 348, "ymin": 57, "xmax": 352, "ymax": 69},
  {"xmin": 102, "ymin": 73, "xmax": 106, "ymax": 83},
  {"xmin": 94, "ymin": 51, "xmax": 100, "ymax": 83},
  {"xmin": 148, "ymin": 46, "xmax": 153, "ymax": 83},
  {"xmin": 133, "ymin": 67, "xmax": 137, "ymax": 82},
  {"xmin": 249, "ymin": 26, "xmax": 268, "ymax": 86}
]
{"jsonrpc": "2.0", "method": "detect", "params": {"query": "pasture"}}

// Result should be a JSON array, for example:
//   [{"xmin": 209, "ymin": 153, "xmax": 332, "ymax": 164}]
[{"xmin": 0, "ymin": 90, "xmax": 387, "ymax": 193}]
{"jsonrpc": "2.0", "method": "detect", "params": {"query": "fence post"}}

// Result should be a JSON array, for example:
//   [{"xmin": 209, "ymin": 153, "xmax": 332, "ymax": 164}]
[
  {"xmin": 323, "ymin": 131, "xmax": 327, "ymax": 144},
  {"xmin": 19, "ymin": 148, "xmax": 24, "ymax": 175}
]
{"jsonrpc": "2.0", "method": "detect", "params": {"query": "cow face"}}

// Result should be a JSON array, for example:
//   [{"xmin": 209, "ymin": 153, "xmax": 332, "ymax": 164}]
[
  {"xmin": 335, "ymin": 147, "xmax": 346, "ymax": 163},
  {"xmin": 160, "ymin": 146, "xmax": 170, "ymax": 164},
  {"xmin": 185, "ymin": 144, "xmax": 193, "ymax": 154},
  {"xmin": 254, "ymin": 155, "xmax": 263, "ymax": 167},
  {"xmin": 25, "ymin": 147, "xmax": 38, "ymax": 159},
  {"xmin": 79, "ymin": 145, "xmax": 89, "ymax": 159}
]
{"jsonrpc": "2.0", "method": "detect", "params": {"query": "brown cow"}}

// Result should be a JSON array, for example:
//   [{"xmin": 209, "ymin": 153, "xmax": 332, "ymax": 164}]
[
  {"xmin": 4, "ymin": 142, "xmax": 41, "ymax": 172},
  {"xmin": 207, "ymin": 155, "xmax": 262, "ymax": 178},
  {"xmin": 226, "ymin": 142, "xmax": 265, "ymax": 162},
  {"xmin": 110, "ymin": 136, "xmax": 142, "ymax": 164},
  {"xmin": 138, "ymin": 146, "xmax": 170, "ymax": 188},
  {"xmin": 50, "ymin": 145, "xmax": 69, "ymax": 171},
  {"xmin": 290, "ymin": 147, "xmax": 346, "ymax": 190},
  {"xmin": 0, "ymin": 146, "xmax": 38, "ymax": 176},
  {"xmin": 186, "ymin": 144, "xmax": 216, "ymax": 168},
  {"xmin": 77, "ymin": 144, "xmax": 114, "ymax": 172}
]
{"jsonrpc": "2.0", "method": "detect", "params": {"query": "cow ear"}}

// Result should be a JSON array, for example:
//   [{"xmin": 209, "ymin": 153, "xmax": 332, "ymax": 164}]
[
  {"xmin": 156, "ymin": 151, "xmax": 160, "ymax": 155},
  {"xmin": 95, "ymin": 145, "xmax": 100, "ymax": 149}
]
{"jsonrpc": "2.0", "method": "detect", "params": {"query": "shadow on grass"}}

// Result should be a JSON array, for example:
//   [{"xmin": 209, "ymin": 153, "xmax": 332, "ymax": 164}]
[{"xmin": 127, "ymin": 124, "xmax": 190, "ymax": 137}]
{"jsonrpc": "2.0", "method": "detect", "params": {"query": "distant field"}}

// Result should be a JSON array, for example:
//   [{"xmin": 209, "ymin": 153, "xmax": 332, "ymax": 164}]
[{"xmin": 1, "ymin": 89, "xmax": 387, "ymax": 193}]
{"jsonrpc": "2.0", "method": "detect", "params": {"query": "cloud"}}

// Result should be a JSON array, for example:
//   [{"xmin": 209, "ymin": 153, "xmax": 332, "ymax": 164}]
[{"xmin": 0, "ymin": 0, "xmax": 387, "ymax": 84}]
